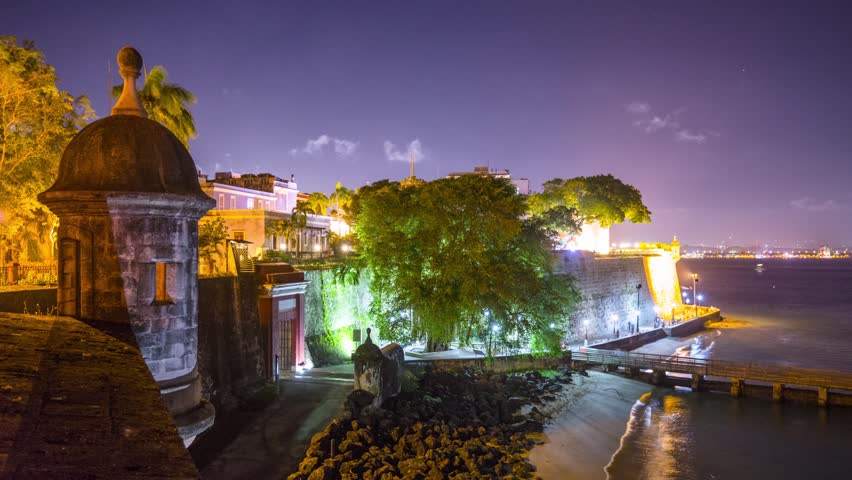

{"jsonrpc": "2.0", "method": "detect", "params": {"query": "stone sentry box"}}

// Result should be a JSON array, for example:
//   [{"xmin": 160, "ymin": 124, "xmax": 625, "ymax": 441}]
[
  {"xmin": 352, "ymin": 329, "xmax": 404, "ymax": 410},
  {"xmin": 38, "ymin": 46, "xmax": 215, "ymax": 445}
]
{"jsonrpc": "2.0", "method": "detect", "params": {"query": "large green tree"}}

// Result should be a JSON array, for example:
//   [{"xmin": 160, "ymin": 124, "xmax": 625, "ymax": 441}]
[
  {"xmin": 529, "ymin": 174, "xmax": 652, "ymax": 228},
  {"xmin": 111, "ymin": 65, "xmax": 196, "ymax": 148},
  {"xmin": 347, "ymin": 175, "xmax": 579, "ymax": 351},
  {"xmin": 0, "ymin": 37, "xmax": 93, "ymax": 264}
]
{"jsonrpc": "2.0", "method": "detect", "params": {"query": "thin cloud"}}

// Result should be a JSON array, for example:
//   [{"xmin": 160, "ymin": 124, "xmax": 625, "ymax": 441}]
[
  {"xmin": 384, "ymin": 139, "xmax": 424, "ymax": 163},
  {"xmin": 790, "ymin": 197, "xmax": 838, "ymax": 212},
  {"xmin": 627, "ymin": 102, "xmax": 715, "ymax": 144},
  {"xmin": 636, "ymin": 114, "xmax": 679, "ymax": 133},
  {"xmin": 675, "ymin": 129, "xmax": 708, "ymax": 144},
  {"xmin": 290, "ymin": 134, "xmax": 358, "ymax": 157},
  {"xmin": 626, "ymin": 101, "xmax": 651, "ymax": 114}
]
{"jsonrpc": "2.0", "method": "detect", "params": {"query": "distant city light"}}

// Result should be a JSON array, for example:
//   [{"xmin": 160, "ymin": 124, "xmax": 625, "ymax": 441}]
[{"xmin": 697, "ymin": 294, "xmax": 704, "ymax": 301}]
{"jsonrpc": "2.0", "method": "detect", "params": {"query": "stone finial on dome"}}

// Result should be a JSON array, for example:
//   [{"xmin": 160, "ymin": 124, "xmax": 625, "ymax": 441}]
[{"xmin": 111, "ymin": 46, "xmax": 147, "ymax": 118}]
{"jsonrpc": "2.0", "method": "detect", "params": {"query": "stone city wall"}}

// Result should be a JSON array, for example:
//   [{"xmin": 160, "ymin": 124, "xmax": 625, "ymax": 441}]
[
  {"xmin": 197, "ymin": 275, "xmax": 265, "ymax": 411},
  {"xmin": 589, "ymin": 328, "xmax": 668, "ymax": 351},
  {"xmin": 557, "ymin": 251, "xmax": 657, "ymax": 342},
  {"xmin": 405, "ymin": 353, "xmax": 571, "ymax": 374},
  {"xmin": 0, "ymin": 287, "xmax": 57, "ymax": 314},
  {"xmin": 303, "ymin": 269, "xmax": 373, "ymax": 365}
]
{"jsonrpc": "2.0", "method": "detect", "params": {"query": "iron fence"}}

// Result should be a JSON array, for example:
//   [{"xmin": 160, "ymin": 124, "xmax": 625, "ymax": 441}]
[{"xmin": 0, "ymin": 263, "xmax": 58, "ymax": 287}]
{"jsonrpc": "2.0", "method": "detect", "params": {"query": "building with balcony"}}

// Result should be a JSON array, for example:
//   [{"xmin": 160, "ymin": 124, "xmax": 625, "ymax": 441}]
[{"xmin": 199, "ymin": 172, "xmax": 333, "ymax": 259}]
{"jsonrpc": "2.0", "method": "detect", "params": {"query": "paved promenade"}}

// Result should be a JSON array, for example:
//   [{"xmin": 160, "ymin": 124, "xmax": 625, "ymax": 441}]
[{"xmin": 199, "ymin": 372, "xmax": 351, "ymax": 480}]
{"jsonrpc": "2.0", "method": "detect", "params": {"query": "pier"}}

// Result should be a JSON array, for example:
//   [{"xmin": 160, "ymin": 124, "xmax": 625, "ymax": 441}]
[{"xmin": 572, "ymin": 349, "xmax": 852, "ymax": 407}]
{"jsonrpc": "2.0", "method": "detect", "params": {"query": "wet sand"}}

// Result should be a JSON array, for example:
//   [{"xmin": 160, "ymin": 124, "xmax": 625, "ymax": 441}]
[{"xmin": 529, "ymin": 371, "xmax": 652, "ymax": 480}]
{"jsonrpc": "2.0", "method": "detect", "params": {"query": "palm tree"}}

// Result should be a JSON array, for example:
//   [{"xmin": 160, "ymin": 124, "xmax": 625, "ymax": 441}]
[
  {"xmin": 112, "ymin": 65, "xmax": 197, "ymax": 149},
  {"xmin": 266, "ymin": 218, "xmax": 295, "ymax": 252},
  {"xmin": 290, "ymin": 203, "xmax": 311, "ymax": 256},
  {"xmin": 328, "ymin": 182, "xmax": 353, "ymax": 235},
  {"xmin": 303, "ymin": 192, "xmax": 330, "ymax": 216}
]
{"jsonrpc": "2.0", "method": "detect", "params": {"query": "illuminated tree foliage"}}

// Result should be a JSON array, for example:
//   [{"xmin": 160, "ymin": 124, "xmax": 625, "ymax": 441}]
[
  {"xmin": 198, "ymin": 215, "xmax": 229, "ymax": 274},
  {"xmin": 0, "ymin": 36, "xmax": 93, "ymax": 263},
  {"xmin": 348, "ymin": 175, "xmax": 579, "ymax": 351},
  {"xmin": 111, "ymin": 65, "xmax": 196, "ymax": 149},
  {"xmin": 529, "ymin": 174, "xmax": 651, "ymax": 228},
  {"xmin": 302, "ymin": 192, "xmax": 330, "ymax": 215}
]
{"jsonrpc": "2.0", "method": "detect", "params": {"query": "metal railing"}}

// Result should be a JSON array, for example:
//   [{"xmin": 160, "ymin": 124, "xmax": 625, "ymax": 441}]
[
  {"xmin": 0, "ymin": 263, "xmax": 58, "ymax": 287},
  {"xmin": 573, "ymin": 348, "xmax": 852, "ymax": 391}
]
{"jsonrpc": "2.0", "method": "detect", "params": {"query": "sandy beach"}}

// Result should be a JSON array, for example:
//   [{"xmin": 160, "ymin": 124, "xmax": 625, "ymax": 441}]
[{"xmin": 529, "ymin": 371, "xmax": 652, "ymax": 480}]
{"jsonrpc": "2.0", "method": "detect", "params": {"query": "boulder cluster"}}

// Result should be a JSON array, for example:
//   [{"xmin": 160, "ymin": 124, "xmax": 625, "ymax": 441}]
[{"xmin": 288, "ymin": 366, "xmax": 574, "ymax": 480}]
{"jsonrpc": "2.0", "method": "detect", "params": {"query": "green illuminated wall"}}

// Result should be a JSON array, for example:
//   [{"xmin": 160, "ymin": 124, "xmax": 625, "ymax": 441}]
[{"xmin": 303, "ymin": 269, "xmax": 374, "ymax": 366}]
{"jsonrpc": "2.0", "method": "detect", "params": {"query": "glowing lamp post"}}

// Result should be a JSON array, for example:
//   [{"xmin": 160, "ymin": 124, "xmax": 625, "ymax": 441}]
[
  {"xmin": 635, "ymin": 283, "xmax": 642, "ymax": 334},
  {"xmin": 583, "ymin": 319, "xmax": 589, "ymax": 346},
  {"xmin": 691, "ymin": 273, "xmax": 699, "ymax": 319},
  {"xmin": 489, "ymin": 323, "xmax": 500, "ymax": 357}
]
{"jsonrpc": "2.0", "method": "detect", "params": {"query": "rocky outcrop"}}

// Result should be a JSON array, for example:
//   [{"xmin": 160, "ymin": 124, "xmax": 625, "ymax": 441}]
[{"xmin": 289, "ymin": 366, "xmax": 574, "ymax": 480}]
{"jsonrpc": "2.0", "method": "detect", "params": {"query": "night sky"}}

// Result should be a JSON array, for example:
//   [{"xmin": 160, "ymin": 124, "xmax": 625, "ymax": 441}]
[{"xmin": 5, "ymin": 1, "xmax": 852, "ymax": 247}]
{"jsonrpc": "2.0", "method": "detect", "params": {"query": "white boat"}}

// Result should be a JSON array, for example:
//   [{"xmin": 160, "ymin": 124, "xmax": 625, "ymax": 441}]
[{"xmin": 755, "ymin": 263, "xmax": 765, "ymax": 273}]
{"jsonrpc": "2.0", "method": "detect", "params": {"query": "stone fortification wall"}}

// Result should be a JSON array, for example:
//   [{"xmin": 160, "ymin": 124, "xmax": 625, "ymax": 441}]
[
  {"xmin": 590, "ymin": 329, "xmax": 667, "ymax": 351},
  {"xmin": 197, "ymin": 275, "xmax": 264, "ymax": 411},
  {"xmin": 405, "ymin": 353, "xmax": 571, "ymax": 374},
  {"xmin": 557, "ymin": 251, "xmax": 656, "ymax": 341},
  {"xmin": 666, "ymin": 309, "xmax": 720, "ymax": 337},
  {"xmin": 303, "ymin": 269, "xmax": 373, "ymax": 365},
  {"xmin": 0, "ymin": 287, "xmax": 57, "ymax": 314}
]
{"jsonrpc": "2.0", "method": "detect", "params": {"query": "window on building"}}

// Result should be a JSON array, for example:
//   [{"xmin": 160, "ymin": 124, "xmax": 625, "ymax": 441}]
[
  {"xmin": 233, "ymin": 231, "xmax": 245, "ymax": 241},
  {"xmin": 153, "ymin": 262, "xmax": 172, "ymax": 304},
  {"xmin": 218, "ymin": 194, "xmax": 225, "ymax": 209},
  {"xmin": 264, "ymin": 200, "xmax": 270, "ymax": 211},
  {"xmin": 247, "ymin": 198, "xmax": 255, "ymax": 209},
  {"xmin": 230, "ymin": 195, "xmax": 236, "ymax": 209}
]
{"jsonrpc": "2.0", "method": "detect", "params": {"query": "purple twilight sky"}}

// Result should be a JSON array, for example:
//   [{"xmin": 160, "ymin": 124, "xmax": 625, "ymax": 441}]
[{"xmin": 5, "ymin": 1, "xmax": 852, "ymax": 247}]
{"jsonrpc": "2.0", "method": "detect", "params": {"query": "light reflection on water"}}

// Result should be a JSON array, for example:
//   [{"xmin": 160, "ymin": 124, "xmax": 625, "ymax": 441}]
[
  {"xmin": 605, "ymin": 392, "xmax": 693, "ymax": 480},
  {"xmin": 602, "ymin": 259, "xmax": 852, "ymax": 479}
]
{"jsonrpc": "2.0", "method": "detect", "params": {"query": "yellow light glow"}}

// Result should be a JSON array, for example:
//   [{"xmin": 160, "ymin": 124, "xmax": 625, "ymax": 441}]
[{"xmin": 644, "ymin": 250, "xmax": 683, "ymax": 312}]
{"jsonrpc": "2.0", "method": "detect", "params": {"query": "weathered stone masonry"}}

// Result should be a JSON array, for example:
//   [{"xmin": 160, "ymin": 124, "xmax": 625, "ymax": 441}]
[{"xmin": 38, "ymin": 47, "xmax": 215, "ymax": 445}]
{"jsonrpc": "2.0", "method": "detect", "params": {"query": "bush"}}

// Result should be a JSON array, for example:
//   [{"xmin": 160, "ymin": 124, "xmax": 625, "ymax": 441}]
[
  {"xmin": 259, "ymin": 250, "xmax": 292, "ymax": 263},
  {"xmin": 305, "ymin": 326, "xmax": 354, "ymax": 367},
  {"xmin": 17, "ymin": 270, "xmax": 57, "ymax": 286}
]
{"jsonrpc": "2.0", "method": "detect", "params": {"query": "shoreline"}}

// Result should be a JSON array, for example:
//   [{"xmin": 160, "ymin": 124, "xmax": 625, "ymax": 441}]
[{"xmin": 529, "ymin": 371, "xmax": 652, "ymax": 480}]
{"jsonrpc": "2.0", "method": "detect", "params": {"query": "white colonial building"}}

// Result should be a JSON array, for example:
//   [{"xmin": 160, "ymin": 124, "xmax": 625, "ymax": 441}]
[{"xmin": 200, "ymin": 172, "xmax": 339, "ymax": 258}]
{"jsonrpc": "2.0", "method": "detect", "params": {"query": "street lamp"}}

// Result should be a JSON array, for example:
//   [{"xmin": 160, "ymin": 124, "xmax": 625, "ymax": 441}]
[
  {"xmin": 691, "ymin": 273, "xmax": 699, "ymax": 319},
  {"xmin": 635, "ymin": 283, "xmax": 642, "ymax": 334},
  {"xmin": 489, "ymin": 323, "xmax": 500, "ymax": 357},
  {"xmin": 583, "ymin": 319, "xmax": 589, "ymax": 345}
]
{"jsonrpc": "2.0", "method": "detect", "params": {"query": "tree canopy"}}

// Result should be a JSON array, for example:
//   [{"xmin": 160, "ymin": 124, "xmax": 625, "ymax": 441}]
[
  {"xmin": 302, "ymin": 192, "xmax": 330, "ymax": 215},
  {"xmin": 347, "ymin": 175, "xmax": 578, "ymax": 351},
  {"xmin": 111, "ymin": 65, "xmax": 196, "ymax": 148},
  {"xmin": 0, "ymin": 36, "xmax": 93, "ymax": 263},
  {"xmin": 198, "ymin": 215, "xmax": 229, "ymax": 274},
  {"xmin": 529, "ymin": 174, "xmax": 651, "ymax": 228}
]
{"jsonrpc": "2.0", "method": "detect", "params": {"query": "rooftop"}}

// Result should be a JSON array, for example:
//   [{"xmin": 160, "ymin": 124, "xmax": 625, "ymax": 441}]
[{"xmin": 0, "ymin": 313, "xmax": 198, "ymax": 478}]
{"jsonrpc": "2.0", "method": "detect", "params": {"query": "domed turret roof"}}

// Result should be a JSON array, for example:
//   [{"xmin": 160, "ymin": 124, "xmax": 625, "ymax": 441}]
[
  {"xmin": 43, "ymin": 114, "xmax": 205, "ymax": 197},
  {"xmin": 40, "ymin": 46, "xmax": 208, "ymax": 200}
]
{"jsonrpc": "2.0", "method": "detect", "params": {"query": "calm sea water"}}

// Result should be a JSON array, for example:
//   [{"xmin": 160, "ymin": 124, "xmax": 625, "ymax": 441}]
[{"xmin": 605, "ymin": 258, "xmax": 852, "ymax": 480}]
